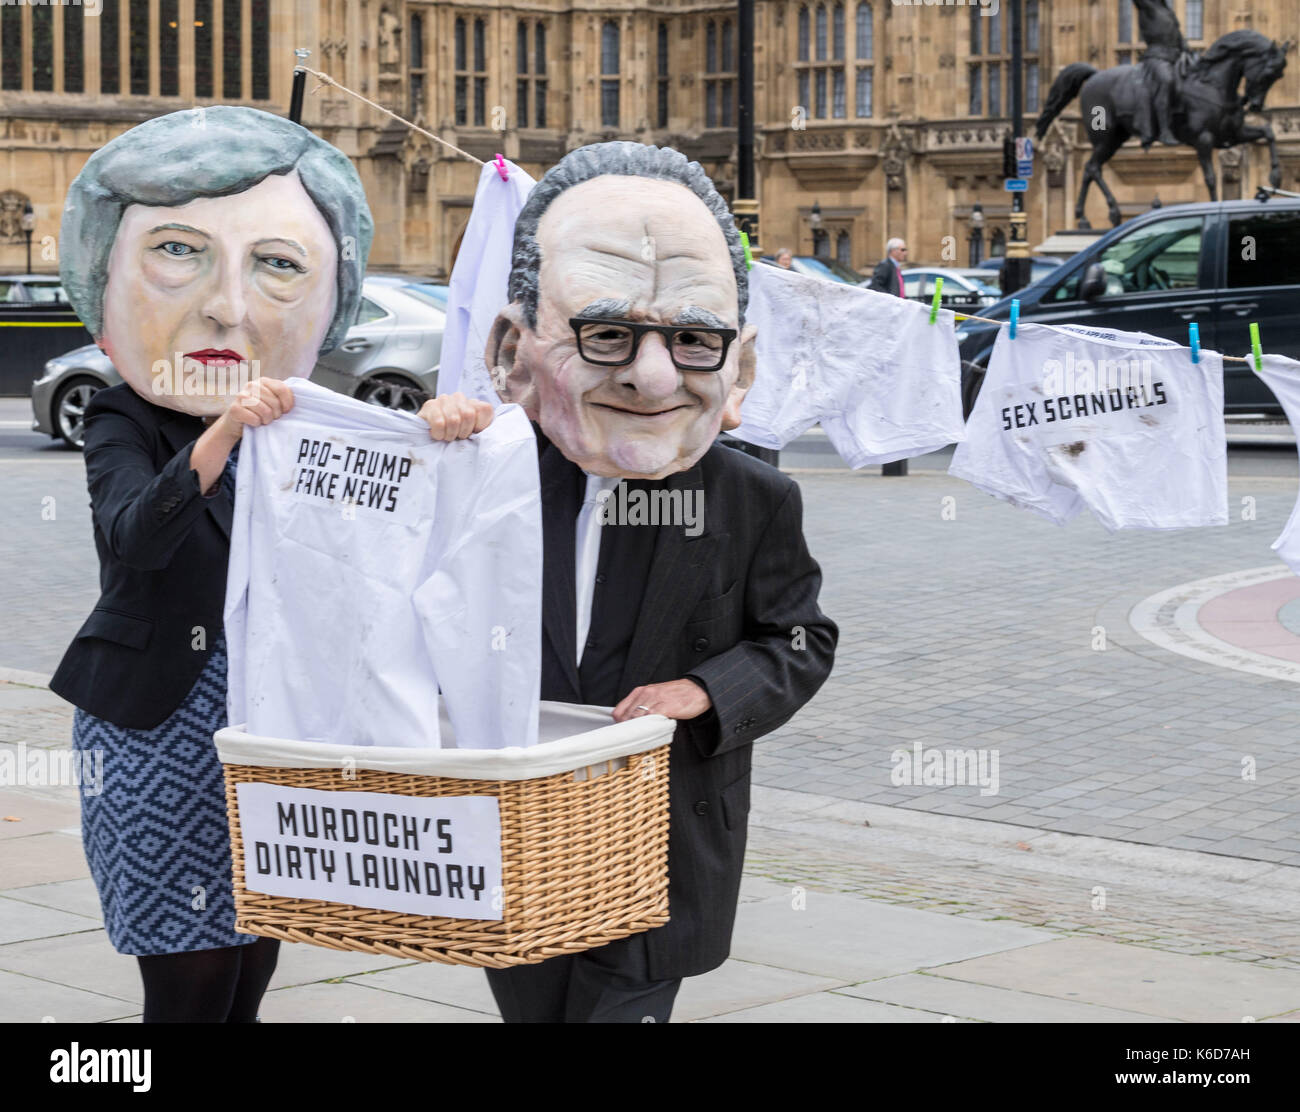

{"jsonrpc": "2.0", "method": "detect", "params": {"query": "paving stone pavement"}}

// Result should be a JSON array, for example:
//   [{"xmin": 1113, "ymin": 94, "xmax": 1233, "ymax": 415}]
[
  {"xmin": 775, "ymin": 467, "xmax": 1300, "ymax": 867},
  {"xmin": 744, "ymin": 787, "xmax": 1300, "ymax": 972},
  {"xmin": 5, "ymin": 448, "xmax": 1300, "ymax": 867},
  {"xmin": 4, "ymin": 760, "xmax": 1300, "ymax": 1021}
]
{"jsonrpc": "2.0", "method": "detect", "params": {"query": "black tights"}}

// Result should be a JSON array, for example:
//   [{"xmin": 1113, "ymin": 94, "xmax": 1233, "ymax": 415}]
[{"xmin": 137, "ymin": 937, "xmax": 281, "ymax": 1023}]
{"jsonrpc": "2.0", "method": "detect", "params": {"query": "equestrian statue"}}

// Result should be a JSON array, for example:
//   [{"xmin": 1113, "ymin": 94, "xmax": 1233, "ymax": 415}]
[{"xmin": 1034, "ymin": 0, "xmax": 1291, "ymax": 228}]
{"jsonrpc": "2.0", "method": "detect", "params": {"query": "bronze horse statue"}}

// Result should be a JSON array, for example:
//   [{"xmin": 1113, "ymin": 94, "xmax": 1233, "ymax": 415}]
[{"xmin": 1035, "ymin": 29, "xmax": 1291, "ymax": 228}]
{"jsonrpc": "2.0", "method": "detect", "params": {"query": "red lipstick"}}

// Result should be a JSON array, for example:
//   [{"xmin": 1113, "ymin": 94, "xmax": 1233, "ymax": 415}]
[{"xmin": 184, "ymin": 349, "xmax": 247, "ymax": 363}]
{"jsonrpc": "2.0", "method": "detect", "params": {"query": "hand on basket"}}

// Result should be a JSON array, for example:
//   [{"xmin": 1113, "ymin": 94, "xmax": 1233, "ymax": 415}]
[
  {"xmin": 419, "ymin": 392, "xmax": 494, "ymax": 441},
  {"xmin": 613, "ymin": 679, "xmax": 711, "ymax": 723}
]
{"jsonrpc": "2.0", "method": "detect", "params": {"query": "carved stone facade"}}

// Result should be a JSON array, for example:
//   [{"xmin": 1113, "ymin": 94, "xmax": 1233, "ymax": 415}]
[
  {"xmin": 0, "ymin": 0, "xmax": 1297, "ymax": 278},
  {"xmin": 758, "ymin": 0, "xmax": 1300, "ymax": 269},
  {"xmin": 0, "ymin": 190, "xmax": 30, "ymax": 243}
]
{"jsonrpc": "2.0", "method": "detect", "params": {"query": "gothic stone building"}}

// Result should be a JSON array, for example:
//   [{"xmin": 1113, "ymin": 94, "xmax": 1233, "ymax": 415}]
[{"xmin": 1, "ymin": 0, "xmax": 1297, "ymax": 279}]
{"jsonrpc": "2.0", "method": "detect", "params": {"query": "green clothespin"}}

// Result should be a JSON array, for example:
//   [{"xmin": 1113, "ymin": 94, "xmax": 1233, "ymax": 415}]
[
  {"xmin": 1250, "ymin": 322, "xmax": 1263, "ymax": 373},
  {"xmin": 739, "ymin": 231, "xmax": 753, "ymax": 271},
  {"xmin": 929, "ymin": 276, "xmax": 944, "ymax": 324}
]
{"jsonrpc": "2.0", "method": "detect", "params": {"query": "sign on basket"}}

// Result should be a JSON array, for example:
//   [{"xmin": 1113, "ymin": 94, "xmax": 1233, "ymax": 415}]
[{"xmin": 235, "ymin": 783, "xmax": 503, "ymax": 921}]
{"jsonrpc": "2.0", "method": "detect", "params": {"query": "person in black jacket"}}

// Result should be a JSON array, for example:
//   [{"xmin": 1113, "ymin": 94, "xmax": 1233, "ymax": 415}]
[
  {"xmin": 867, "ymin": 237, "xmax": 909, "ymax": 296},
  {"xmin": 420, "ymin": 142, "xmax": 837, "ymax": 1022},
  {"xmin": 50, "ymin": 107, "xmax": 373, "ymax": 1022}
]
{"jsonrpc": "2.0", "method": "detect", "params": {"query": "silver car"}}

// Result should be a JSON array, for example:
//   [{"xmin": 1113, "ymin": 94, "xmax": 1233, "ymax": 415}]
[
  {"xmin": 31, "ymin": 276, "xmax": 446, "ymax": 449},
  {"xmin": 902, "ymin": 267, "xmax": 1003, "ymax": 308}
]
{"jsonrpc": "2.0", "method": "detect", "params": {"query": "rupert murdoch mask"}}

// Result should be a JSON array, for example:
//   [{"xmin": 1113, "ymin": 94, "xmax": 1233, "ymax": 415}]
[{"xmin": 486, "ymin": 142, "xmax": 756, "ymax": 480}]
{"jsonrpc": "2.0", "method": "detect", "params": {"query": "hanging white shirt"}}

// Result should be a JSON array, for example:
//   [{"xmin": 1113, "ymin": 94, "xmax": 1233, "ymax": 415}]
[
  {"xmin": 437, "ymin": 157, "xmax": 537, "ymax": 403},
  {"xmin": 224, "ymin": 378, "xmax": 543, "ymax": 749},
  {"xmin": 949, "ymin": 321, "xmax": 1228, "ymax": 531},
  {"xmin": 729, "ymin": 263, "xmax": 966, "ymax": 466},
  {"xmin": 1252, "ymin": 354, "xmax": 1300, "ymax": 574}
]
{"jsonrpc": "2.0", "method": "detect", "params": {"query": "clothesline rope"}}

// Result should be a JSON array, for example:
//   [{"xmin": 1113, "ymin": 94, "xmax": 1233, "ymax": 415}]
[
  {"xmin": 296, "ymin": 65, "xmax": 486, "ymax": 167},
  {"xmin": 954, "ymin": 310, "xmax": 1254, "ymax": 364},
  {"xmin": 293, "ymin": 65, "xmax": 1256, "ymax": 369}
]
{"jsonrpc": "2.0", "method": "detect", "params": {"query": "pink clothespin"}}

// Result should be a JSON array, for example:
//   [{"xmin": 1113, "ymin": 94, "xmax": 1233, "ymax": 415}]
[{"xmin": 493, "ymin": 153, "xmax": 509, "ymax": 182}]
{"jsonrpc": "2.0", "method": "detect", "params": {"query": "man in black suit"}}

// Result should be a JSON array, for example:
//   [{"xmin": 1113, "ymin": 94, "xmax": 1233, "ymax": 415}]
[
  {"xmin": 867, "ymin": 237, "xmax": 909, "ymax": 297},
  {"xmin": 420, "ymin": 141, "xmax": 837, "ymax": 1022}
]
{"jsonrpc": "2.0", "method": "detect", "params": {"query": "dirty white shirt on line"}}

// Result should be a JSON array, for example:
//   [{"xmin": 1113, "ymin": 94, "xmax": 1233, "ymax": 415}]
[
  {"xmin": 437, "ymin": 156, "xmax": 537, "ymax": 403},
  {"xmin": 949, "ymin": 321, "xmax": 1227, "ymax": 531}
]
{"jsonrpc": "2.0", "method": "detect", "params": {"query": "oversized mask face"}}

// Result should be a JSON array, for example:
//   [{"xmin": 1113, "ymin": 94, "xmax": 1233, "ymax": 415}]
[
  {"xmin": 100, "ymin": 170, "xmax": 338, "ymax": 417},
  {"xmin": 488, "ymin": 176, "xmax": 756, "ymax": 479}
]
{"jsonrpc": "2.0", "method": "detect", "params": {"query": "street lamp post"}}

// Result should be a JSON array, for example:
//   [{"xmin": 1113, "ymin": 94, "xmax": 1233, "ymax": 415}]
[
  {"xmin": 733, "ymin": 0, "xmax": 758, "ymax": 250},
  {"xmin": 728, "ymin": 0, "xmax": 779, "ymax": 469},
  {"xmin": 969, "ymin": 202, "xmax": 985, "ymax": 267},
  {"xmin": 289, "ymin": 48, "xmax": 311, "ymax": 125},
  {"xmin": 20, "ymin": 202, "xmax": 35, "ymax": 275},
  {"xmin": 1002, "ymin": 0, "xmax": 1032, "ymax": 295}
]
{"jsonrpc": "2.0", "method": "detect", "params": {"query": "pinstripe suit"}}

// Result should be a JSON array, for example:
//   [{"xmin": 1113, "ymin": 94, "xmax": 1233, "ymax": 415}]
[{"xmin": 491, "ymin": 430, "xmax": 836, "ymax": 1015}]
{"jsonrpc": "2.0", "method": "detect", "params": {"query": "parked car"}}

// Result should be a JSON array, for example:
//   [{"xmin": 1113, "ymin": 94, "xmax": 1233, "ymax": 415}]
[
  {"xmin": 402, "ymin": 281, "xmax": 450, "ymax": 310},
  {"xmin": 1, "ymin": 275, "xmax": 71, "ymax": 303},
  {"xmin": 985, "ymin": 255, "xmax": 1064, "ymax": 290},
  {"xmin": 31, "ymin": 276, "xmax": 445, "ymax": 449},
  {"xmin": 955, "ymin": 197, "xmax": 1300, "ymax": 417},
  {"xmin": 0, "ymin": 274, "xmax": 94, "ymax": 396},
  {"xmin": 364, "ymin": 274, "xmax": 450, "ymax": 310},
  {"xmin": 903, "ymin": 267, "xmax": 1003, "ymax": 308},
  {"xmin": 759, "ymin": 254, "xmax": 867, "ymax": 285}
]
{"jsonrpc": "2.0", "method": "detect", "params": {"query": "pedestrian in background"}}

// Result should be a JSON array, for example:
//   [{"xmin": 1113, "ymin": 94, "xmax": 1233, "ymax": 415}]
[
  {"xmin": 774, "ymin": 247, "xmax": 793, "ymax": 269},
  {"xmin": 868, "ymin": 238, "xmax": 908, "ymax": 297}
]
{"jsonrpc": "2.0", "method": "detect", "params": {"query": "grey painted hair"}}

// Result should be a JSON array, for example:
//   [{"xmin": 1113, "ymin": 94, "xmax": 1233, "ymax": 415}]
[
  {"xmin": 508, "ymin": 141, "xmax": 748, "ymax": 329},
  {"xmin": 60, "ymin": 105, "xmax": 373, "ymax": 354}
]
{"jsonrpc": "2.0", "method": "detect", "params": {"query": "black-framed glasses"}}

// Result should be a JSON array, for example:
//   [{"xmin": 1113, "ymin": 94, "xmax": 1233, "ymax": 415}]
[{"xmin": 569, "ymin": 317, "xmax": 738, "ymax": 372}]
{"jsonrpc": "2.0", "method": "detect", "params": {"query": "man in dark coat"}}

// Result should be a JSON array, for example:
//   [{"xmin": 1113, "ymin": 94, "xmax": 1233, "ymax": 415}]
[
  {"xmin": 867, "ymin": 237, "xmax": 908, "ymax": 296},
  {"xmin": 420, "ymin": 141, "xmax": 837, "ymax": 1022}
]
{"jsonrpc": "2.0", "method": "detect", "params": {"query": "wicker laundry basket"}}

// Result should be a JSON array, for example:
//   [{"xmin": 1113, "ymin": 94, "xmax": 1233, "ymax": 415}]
[{"xmin": 217, "ymin": 702, "xmax": 673, "ymax": 968}]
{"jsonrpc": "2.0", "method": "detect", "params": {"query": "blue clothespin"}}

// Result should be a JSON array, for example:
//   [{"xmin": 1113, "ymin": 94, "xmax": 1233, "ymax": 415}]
[
  {"xmin": 1188, "ymin": 322, "xmax": 1200, "ymax": 364},
  {"xmin": 1250, "ymin": 322, "xmax": 1263, "ymax": 373},
  {"xmin": 739, "ymin": 231, "xmax": 753, "ymax": 271},
  {"xmin": 1009, "ymin": 299, "xmax": 1020, "ymax": 340},
  {"xmin": 929, "ymin": 276, "xmax": 944, "ymax": 324}
]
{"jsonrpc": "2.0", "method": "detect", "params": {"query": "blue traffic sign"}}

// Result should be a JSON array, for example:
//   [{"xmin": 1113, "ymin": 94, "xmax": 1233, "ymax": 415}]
[
  {"xmin": 1015, "ymin": 137, "xmax": 1034, "ymax": 178},
  {"xmin": 1004, "ymin": 178, "xmax": 1028, "ymax": 192}
]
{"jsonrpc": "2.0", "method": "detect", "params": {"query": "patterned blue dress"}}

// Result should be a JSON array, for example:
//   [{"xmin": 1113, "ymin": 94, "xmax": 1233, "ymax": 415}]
[{"xmin": 71, "ymin": 447, "xmax": 254, "ymax": 956}]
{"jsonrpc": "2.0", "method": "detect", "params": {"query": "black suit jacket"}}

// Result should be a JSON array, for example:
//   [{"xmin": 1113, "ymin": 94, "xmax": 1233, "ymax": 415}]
[
  {"xmin": 537, "ymin": 433, "xmax": 837, "ymax": 981},
  {"xmin": 868, "ymin": 258, "xmax": 904, "ymax": 296},
  {"xmin": 50, "ymin": 383, "xmax": 231, "ymax": 729}
]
